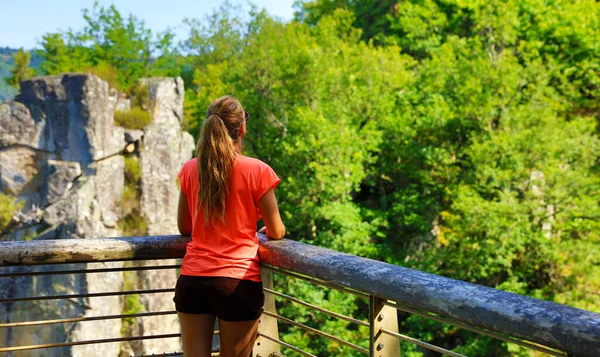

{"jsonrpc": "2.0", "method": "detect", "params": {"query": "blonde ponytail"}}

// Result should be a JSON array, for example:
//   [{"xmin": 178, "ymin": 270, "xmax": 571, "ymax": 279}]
[{"xmin": 195, "ymin": 96, "xmax": 245, "ymax": 224}]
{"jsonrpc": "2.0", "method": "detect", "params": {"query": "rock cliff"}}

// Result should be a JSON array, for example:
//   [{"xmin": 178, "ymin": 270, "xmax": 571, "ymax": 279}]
[{"xmin": 0, "ymin": 73, "xmax": 194, "ymax": 356}]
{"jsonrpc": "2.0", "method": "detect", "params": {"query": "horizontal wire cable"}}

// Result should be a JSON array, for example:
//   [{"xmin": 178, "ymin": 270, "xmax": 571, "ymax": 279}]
[
  {"xmin": 262, "ymin": 310, "xmax": 368, "ymax": 354},
  {"xmin": 380, "ymin": 328, "xmax": 467, "ymax": 357},
  {"xmin": 0, "ymin": 333, "xmax": 181, "ymax": 353},
  {"xmin": 0, "ymin": 310, "xmax": 177, "ymax": 328},
  {"xmin": 263, "ymin": 265, "xmax": 369, "ymax": 299},
  {"xmin": 0, "ymin": 288, "xmax": 174, "ymax": 303},
  {"xmin": 382, "ymin": 300, "xmax": 566, "ymax": 357},
  {"xmin": 258, "ymin": 332, "xmax": 318, "ymax": 357},
  {"xmin": 264, "ymin": 287, "xmax": 368, "ymax": 327},
  {"xmin": 0, "ymin": 264, "xmax": 181, "ymax": 278}
]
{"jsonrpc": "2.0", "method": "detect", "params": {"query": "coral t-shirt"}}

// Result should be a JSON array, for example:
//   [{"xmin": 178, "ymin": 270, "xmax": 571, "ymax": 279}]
[{"xmin": 177, "ymin": 154, "xmax": 280, "ymax": 282}]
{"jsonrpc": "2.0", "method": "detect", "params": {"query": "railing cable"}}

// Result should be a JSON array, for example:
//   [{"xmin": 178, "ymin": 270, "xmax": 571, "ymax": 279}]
[
  {"xmin": 0, "ymin": 310, "xmax": 177, "ymax": 328},
  {"xmin": 263, "ymin": 288, "xmax": 368, "ymax": 327},
  {"xmin": 0, "ymin": 264, "xmax": 181, "ymax": 278},
  {"xmin": 0, "ymin": 288, "xmax": 174, "ymax": 303},
  {"xmin": 382, "ymin": 300, "xmax": 566, "ymax": 357},
  {"xmin": 258, "ymin": 333, "xmax": 317, "ymax": 357},
  {"xmin": 0, "ymin": 333, "xmax": 181, "ymax": 353},
  {"xmin": 379, "ymin": 328, "xmax": 467, "ymax": 357},
  {"xmin": 264, "ymin": 265, "xmax": 369, "ymax": 299},
  {"xmin": 262, "ymin": 310, "xmax": 368, "ymax": 354}
]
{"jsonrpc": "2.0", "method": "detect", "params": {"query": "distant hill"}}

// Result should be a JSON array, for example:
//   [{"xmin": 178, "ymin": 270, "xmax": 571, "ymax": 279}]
[{"xmin": 0, "ymin": 47, "xmax": 43, "ymax": 102}]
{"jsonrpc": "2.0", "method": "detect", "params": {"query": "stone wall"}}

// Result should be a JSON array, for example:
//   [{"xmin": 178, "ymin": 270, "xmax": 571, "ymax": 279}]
[{"xmin": 0, "ymin": 74, "xmax": 194, "ymax": 356}]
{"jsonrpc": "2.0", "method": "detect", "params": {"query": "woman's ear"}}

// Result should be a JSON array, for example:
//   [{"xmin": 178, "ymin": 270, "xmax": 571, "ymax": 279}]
[{"xmin": 240, "ymin": 121, "xmax": 246, "ymax": 138}]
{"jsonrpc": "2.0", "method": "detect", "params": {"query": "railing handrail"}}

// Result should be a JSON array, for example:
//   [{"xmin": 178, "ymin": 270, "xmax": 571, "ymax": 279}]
[
  {"xmin": 1, "ymin": 235, "xmax": 599, "ymax": 357},
  {"xmin": 0, "ymin": 235, "xmax": 187, "ymax": 265}
]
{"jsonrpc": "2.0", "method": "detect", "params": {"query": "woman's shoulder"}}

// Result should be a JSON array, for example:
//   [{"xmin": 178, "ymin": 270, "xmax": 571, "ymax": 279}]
[
  {"xmin": 181, "ymin": 158, "xmax": 198, "ymax": 173},
  {"xmin": 237, "ymin": 154, "xmax": 271, "ymax": 170}
]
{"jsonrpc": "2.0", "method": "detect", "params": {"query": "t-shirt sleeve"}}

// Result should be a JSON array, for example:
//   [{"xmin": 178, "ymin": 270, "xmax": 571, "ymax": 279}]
[{"xmin": 253, "ymin": 163, "xmax": 280, "ymax": 204}]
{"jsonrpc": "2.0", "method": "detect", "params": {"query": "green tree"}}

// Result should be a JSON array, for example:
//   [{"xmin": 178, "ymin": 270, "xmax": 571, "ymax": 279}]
[
  {"xmin": 39, "ymin": 2, "xmax": 178, "ymax": 91},
  {"xmin": 6, "ymin": 49, "xmax": 35, "ymax": 89},
  {"xmin": 295, "ymin": 1, "xmax": 600, "ymax": 355}
]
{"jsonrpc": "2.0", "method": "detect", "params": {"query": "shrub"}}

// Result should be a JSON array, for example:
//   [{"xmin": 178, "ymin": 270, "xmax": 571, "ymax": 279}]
[
  {"xmin": 121, "ymin": 267, "xmax": 142, "ymax": 332},
  {"xmin": 119, "ymin": 212, "xmax": 148, "ymax": 237},
  {"xmin": 129, "ymin": 81, "xmax": 149, "ymax": 110},
  {"xmin": 119, "ymin": 186, "xmax": 138, "ymax": 217},
  {"xmin": 124, "ymin": 156, "xmax": 141, "ymax": 183},
  {"xmin": 0, "ymin": 193, "xmax": 21, "ymax": 233},
  {"xmin": 118, "ymin": 154, "xmax": 148, "ymax": 236},
  {"xmin": 85, "ymin": 62, "xmax": 119, "ymax": 89},
  {"xmin": 114, "ymin": 106, "xmax": 152, "ymax": 130}
]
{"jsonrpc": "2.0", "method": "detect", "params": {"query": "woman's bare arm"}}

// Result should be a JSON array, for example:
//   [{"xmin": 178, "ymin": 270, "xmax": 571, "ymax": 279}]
[
  {"xmin": 177, "ymin": 190, "xmax": 193, "ymax": 235},
  {"xmin": 258, "ymin": 188, "xmax": 285, "ymax": 240}
]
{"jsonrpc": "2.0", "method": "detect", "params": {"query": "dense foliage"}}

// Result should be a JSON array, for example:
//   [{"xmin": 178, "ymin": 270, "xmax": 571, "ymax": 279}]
[
  {"xmin": 30, "ymin": 1, "xmax": 600, "ymax": 356},
  {"xmin": 38, "ymin": 3, "xmax": 179, "ymax": 91},
  {"xmin": 0, "ymin": 47, "xmax": 42, "ymax": 101},
  {"xmin": 6, "ymin": 49, "xmax": 35, "ymax": 89},
  {"xmin": 114, "ymin": 107, "xmax": 152, "ymax": 130},
  {"xmin": 0, "ymin": 193, "xmax": 21, "ymax": 234}
]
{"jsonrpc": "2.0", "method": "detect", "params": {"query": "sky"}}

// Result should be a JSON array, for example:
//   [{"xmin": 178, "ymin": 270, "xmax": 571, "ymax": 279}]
[{"xmin": 0, "ymin": 0, "xmax": 297, "ymax": 50}]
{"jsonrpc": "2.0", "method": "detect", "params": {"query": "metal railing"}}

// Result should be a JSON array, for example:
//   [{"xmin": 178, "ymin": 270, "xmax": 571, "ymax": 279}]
[{"xmin": 0, "ymin": 235, "xmax": 599, "ymax": 357}]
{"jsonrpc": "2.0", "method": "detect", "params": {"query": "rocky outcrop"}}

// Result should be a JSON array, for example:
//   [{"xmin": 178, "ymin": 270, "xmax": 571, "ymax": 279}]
[
  {"xmin": 14, "ymin": 74, "xmax": 124, "ymax": 162},
  {"xmin": 42, "ymin": 160, "xmax": 82, "ymax": 206},
  {"xmin": 135, "ymin": 78, "xmax": 194, "ymax": 354},
  {"xmin": 140, "ymin": 77, "xmax": 194, "ymax": 236},
  {"xmin": 0, "ymin": 74, "xmax": 126, "ymax": 357},
  {"xmin": 0, "ymin": 73, "xmax": 194, "ymax": 356},
  {"xmin": 141, "ymin": 77, "xmax": 184, "ymax": 127},
  {"xmin": 0, "ymin": 146, "xmax": 39, "ymax": 195},
  {"xmin": 0, "ymin": 102, "xmax": 40, "ymax": 147}
]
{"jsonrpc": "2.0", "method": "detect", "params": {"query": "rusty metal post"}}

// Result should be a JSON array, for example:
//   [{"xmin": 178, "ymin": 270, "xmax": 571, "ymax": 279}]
[
  {"xmin": 254, "ymin": 268, "xmax": 280, "ymax": 357},
  {"xmin": 370, "ymin": 296, "xmax": 401, "ymax": 357}
]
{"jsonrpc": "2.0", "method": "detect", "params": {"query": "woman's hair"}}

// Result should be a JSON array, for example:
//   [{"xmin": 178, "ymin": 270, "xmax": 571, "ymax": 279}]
[{"xmin": 196, "ymin": 95, "xmax": 245, "ymax": 224}]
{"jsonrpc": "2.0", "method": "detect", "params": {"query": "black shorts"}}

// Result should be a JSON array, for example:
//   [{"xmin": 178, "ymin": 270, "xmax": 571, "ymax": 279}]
[{"xmin": 173, "ymin": 275, "xmax": 264, "ymax": 322}]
